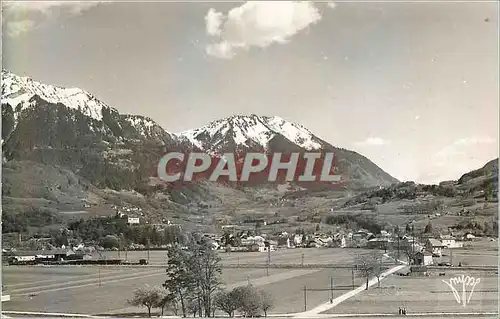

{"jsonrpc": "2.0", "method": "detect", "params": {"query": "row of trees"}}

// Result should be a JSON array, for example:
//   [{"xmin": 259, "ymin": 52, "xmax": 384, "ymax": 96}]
[
  {"xmin": 67, "ymin": 216, "xmax": 185, "ymax": 247},
  {"xmin": 129, "ymin": 284, "xmax": 274, "ymax": 318},
  {"xmin": 128, "ymin": 240, "xmax": 273, "ymax": 317}
]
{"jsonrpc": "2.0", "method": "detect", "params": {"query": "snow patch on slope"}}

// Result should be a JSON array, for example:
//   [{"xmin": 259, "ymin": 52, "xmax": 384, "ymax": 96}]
[
  {"xmin": 177, "ymin": 114, "xmax": 323, "ymax": 151},
  {"xmin": 1, "ymin": 69, "xmax": 110, "ymax": 121}
]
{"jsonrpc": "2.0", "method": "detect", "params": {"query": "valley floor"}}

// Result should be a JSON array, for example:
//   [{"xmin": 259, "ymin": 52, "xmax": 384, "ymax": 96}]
[{"xmin": 2, "ymin": 247, "xmax": 498, "ymax": 317}]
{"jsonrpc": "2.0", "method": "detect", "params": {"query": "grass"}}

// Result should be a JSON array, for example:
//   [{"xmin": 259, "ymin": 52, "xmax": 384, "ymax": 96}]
[
  {"xmin": 2, "ymin": 244, "xmax": 496, "ymax": 317},
  {"xmin": 2, "ymin": 248, "xmax": 372, "ymax": 316},
  {"xmin": 323, "ymin": 270, "xmax": 498, "ymax": 315}
]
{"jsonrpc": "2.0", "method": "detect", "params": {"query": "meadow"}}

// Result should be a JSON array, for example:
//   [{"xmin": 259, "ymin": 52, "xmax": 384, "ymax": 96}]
[
  {"xmin": 2, "ymin": 248, "xmax": 372, "ymax": 316},
  {"xmin": 2, "ymin": 245, "xmax": 497, "ymax": 317}
]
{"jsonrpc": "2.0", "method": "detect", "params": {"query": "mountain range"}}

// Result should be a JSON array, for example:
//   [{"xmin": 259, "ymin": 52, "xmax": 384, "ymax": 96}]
[{"xmin": 1, "ymin": 69, "xmax": 399, "ymax": 192}]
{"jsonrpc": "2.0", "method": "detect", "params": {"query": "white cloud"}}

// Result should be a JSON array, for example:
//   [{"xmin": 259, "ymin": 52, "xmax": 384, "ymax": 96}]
[
  {"xmin": 4, "ymin": 19, "xmax": 35, "ymax": 37},
  {"xmin": 2, "ymin": 1, "xmax": 104, "ymax": 37},
  {"xmin": 204, "ymin": 1, "xmax": 332, "ymax": 59},
  {"xmin": 418, "ymin": 135, "xmax": 498, "ymax": 184},
  {"xmin": 354, "ymin": 137, "xmax": 391, "ymax": 146},
  {"xmin": 327, "ymin": 2, "xmax": 337, "ymax": 9},
  {"xmin": 205, "ymin": 8, "xmax": 224, "ymax": 36},
  {"xmin": 435, "ymin": 136, "xmax": 496, "ymax": 161}
]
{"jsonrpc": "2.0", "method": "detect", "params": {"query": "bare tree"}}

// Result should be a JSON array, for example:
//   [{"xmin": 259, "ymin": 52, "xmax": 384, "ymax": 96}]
[
  {"xmin": 190, "ymin": 243, "xmax": 222, "ymax": 317},
  {"xmin": 164, "ymin": 242, "xmax": 222, "ymax": 318},
  {"xmin": 259, "ymin": 290, "xmax": 274, "ymax": 317},
  {"xmin": 214, "ymin": 290, "xmax": 238, "ymax": 317},
  {"xmin": 371, "ymin": 251, "xmax": 385, "ymax": 288},
  {"xmin": 187, "ymin": 298, "xmax": 199, "ymax": 317},
  {"xmin": 355, "ymin": 254, "xmax": 375, "ymax": 290},
  {"xmin": 157, "ymin": 293, "xmax": 175, "ymax": 317},
  {"xmin": 164, "ymin": 245, "xmax": 194, "ymax": 317},
  {"xmin": 127, "ymin": 285, "xmax": 163, "ymax": 317}
]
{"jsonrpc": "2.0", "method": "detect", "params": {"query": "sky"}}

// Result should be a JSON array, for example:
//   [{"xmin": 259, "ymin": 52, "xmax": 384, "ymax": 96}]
[{"xmin": 2, "ymin": 0, "xmax": 499, "ymax": 184}]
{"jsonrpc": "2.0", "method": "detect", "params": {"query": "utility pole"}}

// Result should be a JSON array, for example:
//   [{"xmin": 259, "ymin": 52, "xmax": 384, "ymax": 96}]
[
  {"xmin": 351, "ymin": 268, "xmax": 355, "ymax": 289},
  {"xmin": 98, "ymin": 267, "xmax": 101, "ymax": 286},
  {"xmin": 303, "ymin": 286, "xmax": 307, "ymax": 311},
  {"xmin": 397, "ymin": 236, "xmax": 400, "ymax": 261},
  {"xmin": 147, "ymin": 238, "xmax": 150, "ymax": 263},
  {"xmin": 411, "ymin": 225, "xmax": 415, "ymax": 264},
  {"xmin": 267, "ymin": 247, "xmax": 271, "ymax": 276},
  {"xmin": 330, "ymin": 277, "xmax": 334, "ymax": 303},
  {"xmin": 301, "ymin": 253, "xmax": 304, "ymax": 266},
  {"xmin": 450, "ymin": 248, "xmax": 453, "ymax": 265}
]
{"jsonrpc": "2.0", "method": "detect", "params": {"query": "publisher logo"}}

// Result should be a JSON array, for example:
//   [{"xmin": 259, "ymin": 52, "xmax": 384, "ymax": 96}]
[
  {"xmin": 155, "ymin": 151, "xmax": 345, "ymax": 185},
  {"xmin": 442, "ymin": 275, "xmax": 481, "ymax": 308}
]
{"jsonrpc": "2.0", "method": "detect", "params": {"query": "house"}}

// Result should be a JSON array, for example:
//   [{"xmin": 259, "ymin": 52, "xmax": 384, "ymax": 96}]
[
  {"xmin": 9, "ymin": 251, "xmax": 36, "ymax": 263},
  {"xmin": 8, "ymin": 248, "xmax": 75, "ymax": 263},
  {"xmin": 410, "ymin": 265, "xmax": 428, "ymax": 276},
  {"xmin": 293, "ymin": 234, "xmax": 303, "ymax": 246},
  {"xmin": 127, "ymin": 217, "xmax": 140, "ymax": 225},
  {"xmin": 262, "ymin": 240, "xmax": 277, "ymax": 252},
  {"xmin": 413, "ymin": 251, "xmax": 433, "ymax": 266},
  {"xmin": 313, "ymin": 235, "xmax": 333, "ymax": 247},
  {"xmin": 439, "ymin": 235, "xmax": 463, "ymax": 248},
  {"xmin": 426, "ymin": 238, "xmax": 445, "ymax": 257},
  {"xmin": 464, "ymin": 233, "xmax": 476, "ymax": 241},
  {"xmin": 241, "ymin": 235, "xmax": 265, "ymax": 246},
  {"xmin": 331, "ymin": 234, "xmax": 346, "ymax": 248},
  {"xmin": 367, "ymin": 238, "xmax": 392, "ymax": 250}
]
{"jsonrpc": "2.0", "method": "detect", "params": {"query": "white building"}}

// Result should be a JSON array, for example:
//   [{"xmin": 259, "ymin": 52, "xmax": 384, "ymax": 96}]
[
  {"xmin": 293, "ymin": 234, "xmax": 303, "ymax": 246},
  {"xmin": 128, "ymin": 217, "xmax": 140, "ymax": 225},
  {"xmin": 465, "ymin": 233, "xmax": 476, "ymax": 241},
  {"xmin": 340, "ymin": 236, "xmax": 346, "ymax": 248},
  {"xmin": 440, "ymin": 235, "xmax": 463, "ymax": 248}
]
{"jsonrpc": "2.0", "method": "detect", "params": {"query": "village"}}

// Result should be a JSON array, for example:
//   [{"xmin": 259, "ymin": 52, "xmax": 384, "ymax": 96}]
[{"xmin": 3, "ymin": 211, "xmax": 492, "ymax": 268}]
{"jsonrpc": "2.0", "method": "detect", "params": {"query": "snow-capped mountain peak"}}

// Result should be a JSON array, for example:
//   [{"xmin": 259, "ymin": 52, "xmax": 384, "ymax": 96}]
[
  {"xmin": 1, "ymin": 69, "xmax": 112, "ymax": 121},
  {"xmin": 177, "ymin": 114, "xmax": 323, "ymax": 152}
]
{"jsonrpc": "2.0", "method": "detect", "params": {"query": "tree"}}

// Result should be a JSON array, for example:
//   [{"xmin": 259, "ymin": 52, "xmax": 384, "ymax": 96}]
[
  {"xmin": 371, "ymin": 251, "xmax": 384, "ymax": 288},
  {"xmin": 483, "ymin": 222, "xmax": 492, "ymax": 236},
  {"xmin": 400, "ymin": 242, "xmax": 414, "ymax": 265},
  {"xmin": 101, "ymin": 234, "xmax": 119, "ymax": 249},
  {"xmin": 214, "ymin": 290, "xmax": 238, "ymax": 317},
  {"xmin": 232, "ymin": 285, "xmax": 262, "ymax": 317},
  {"xmin": 394, "ymin": 225, "xmax": 400, "ymax": 236},
  {"xmin": 157, "ymin": 294, "xmax": 175, "ymax": 317},
  {"xmin": 164, "ymin": 245, "xmax": 195, "ymax": 317},
  {"xmin": 424, "ymin": 222, "xmax": 433, "ymax": 234},
  {"xmin": 190, "ymin": 242, "xmax": 223, "ymax": 317},
  {"xmin": 259, "ymin": 290, "xmax": 274, "ymax": 317},
  {"xmin": 128, "ymin": 285, "xmax": 163, "ymax": 317},
  {"xmin": 405, "ymin": 224, "xmax": 411, "ymax": 233},
  {"xmin": 164, "ymin": 242, "xmax": 222, "ymax": 318},
  {"xmin": 355, "ymin": 254, "xmax": 375, "ymax": 290}
]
